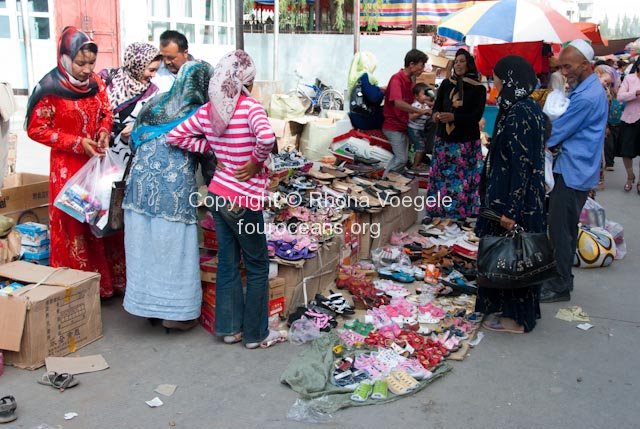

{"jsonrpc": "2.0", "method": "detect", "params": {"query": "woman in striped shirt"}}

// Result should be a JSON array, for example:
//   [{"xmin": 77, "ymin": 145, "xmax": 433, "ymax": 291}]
[{"xmin": 166, "ymin": 50, "xmax": 284, "ymax": 349}]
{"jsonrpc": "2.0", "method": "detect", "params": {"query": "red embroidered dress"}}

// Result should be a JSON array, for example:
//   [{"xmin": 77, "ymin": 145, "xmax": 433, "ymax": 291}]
[{"xmin": 27, "ymin": 78, "xmax": 126, "ymax": 297}]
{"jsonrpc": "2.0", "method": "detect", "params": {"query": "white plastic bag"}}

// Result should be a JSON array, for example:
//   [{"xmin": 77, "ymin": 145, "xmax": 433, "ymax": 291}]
[
  {"xmin": 605, "ymin": 219, "xmax": 626, "ymax": 260},
  {"xmin": 54, "ymin": 152, "xmax": 125, "ymax": 225},
  {"xmin": 579, "ymin": 197, "xmax": 606, "ymax": 228},
  {"xmin": 544, "ymin": 151, "xmax": 555, "ymax": 194},
  {"xmin": 543, "ymin": 89, "xmax": 570, "ymax": 122}
]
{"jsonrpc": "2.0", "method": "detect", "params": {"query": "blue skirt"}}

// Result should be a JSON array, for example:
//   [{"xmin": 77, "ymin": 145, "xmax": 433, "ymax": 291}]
[{"xmin": 123, "ymin": 210, "xmax": 201, "ymax": 321}]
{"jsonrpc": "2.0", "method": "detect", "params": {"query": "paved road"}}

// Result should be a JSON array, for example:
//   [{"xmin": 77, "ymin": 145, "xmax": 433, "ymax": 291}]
[{"xmin": 1, "ymin": 165, "xmax": 638, "ymax": 429}]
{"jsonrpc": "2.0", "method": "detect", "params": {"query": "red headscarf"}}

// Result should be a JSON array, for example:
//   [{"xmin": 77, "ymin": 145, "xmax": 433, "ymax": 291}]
[{"xmin": 25, "ymin": 26, "xmax": 99, "ymax": 127}]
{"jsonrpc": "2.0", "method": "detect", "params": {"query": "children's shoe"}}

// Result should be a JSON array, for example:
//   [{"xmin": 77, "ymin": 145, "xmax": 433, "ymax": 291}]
[
  {"xmin": 371, "ymin": 380, "xmax": 388, "ymax": 400},
  {"xmin": 350, "ymin": 381, "xmax": 373, "ymax": 402}
]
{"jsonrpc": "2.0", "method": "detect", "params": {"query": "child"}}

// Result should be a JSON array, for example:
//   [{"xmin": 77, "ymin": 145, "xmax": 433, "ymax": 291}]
[{"xmin": 408, "ymin": 83, "xmax": 434, "ymax": 171}]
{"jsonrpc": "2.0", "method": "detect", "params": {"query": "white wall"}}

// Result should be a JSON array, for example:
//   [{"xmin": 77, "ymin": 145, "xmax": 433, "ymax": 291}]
[{"xmin": 245, "ymin": 33, "xmax": 433, "ymax": 94}]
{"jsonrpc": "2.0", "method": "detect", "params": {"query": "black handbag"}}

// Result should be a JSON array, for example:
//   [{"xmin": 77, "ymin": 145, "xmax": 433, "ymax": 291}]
[{"xmin": 476, "ymin": 208, "xmax": 558, "ymax": 289}]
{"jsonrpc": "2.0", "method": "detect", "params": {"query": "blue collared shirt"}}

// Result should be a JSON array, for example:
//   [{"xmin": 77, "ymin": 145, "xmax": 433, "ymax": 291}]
[{"xmin": 547, "ymin": 73, "xmax": 608, "ymax": 191}]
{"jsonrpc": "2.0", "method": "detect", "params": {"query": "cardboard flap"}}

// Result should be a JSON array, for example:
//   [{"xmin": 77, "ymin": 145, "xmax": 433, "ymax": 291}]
[
  {"xmin": 0, "ymin": 261, "xmax": 99, "ymax": 288},
  {"xmin": 0, "ymin": 296, "xmax": 27, "ymax": 351}
]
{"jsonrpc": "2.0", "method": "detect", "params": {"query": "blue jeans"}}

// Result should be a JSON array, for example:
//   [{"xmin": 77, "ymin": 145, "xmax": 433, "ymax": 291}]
[
  {"xmin": 407, "ymin": 127, "xmax": 426, "ymax": 152},
  {"xmin": 208, "ymin": 194, "xmax": 269, "ymax": 344}
]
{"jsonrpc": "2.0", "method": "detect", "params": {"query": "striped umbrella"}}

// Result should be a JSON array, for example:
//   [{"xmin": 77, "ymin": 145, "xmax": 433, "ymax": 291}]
[{"xmin": 437, "ymin": 0, "xmax": 588, "ymax": 45}]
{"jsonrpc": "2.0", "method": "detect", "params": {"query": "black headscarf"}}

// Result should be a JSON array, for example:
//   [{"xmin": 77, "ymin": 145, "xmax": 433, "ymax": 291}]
[
  {"xmin": 445, "ymin": 48, "xmax": 482, "ymax": 134},
  {"xmin": 493, "ymin": 55, "xmax": 538, "ymax": 123},
  {"xmin": 481, "ymin": 56, "xmax": 539, "ymax": 202},
  {"xmin": 25, "ymin": 26, "xmax": 99, "ymax": 128}
]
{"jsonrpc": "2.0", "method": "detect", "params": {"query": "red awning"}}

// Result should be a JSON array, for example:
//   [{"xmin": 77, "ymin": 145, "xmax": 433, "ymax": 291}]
[{"xmin": 575, "ymin": 22, "xmax": 608, "ymax": 46}]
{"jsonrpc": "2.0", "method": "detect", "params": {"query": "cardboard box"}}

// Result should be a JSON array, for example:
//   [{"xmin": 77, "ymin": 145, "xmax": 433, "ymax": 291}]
[
  {"xmin": 200, "ymin": 304, "xmax": 215, "ymax": 336},
  {"xmin": 202, "ymin": 229, "xmax": 218, "ymax": 250},
  {"xmin": 200, "ymin": 258, "xmax": 218, "ymax": 283},
  {"xmin": 202, "ymin": 282, "xmax": 216, "ymax": 307},
  {"xmin": 268, "ymin": 296, "xmax": 285, "ymax": 317},
  {"xmin": 0, "ymin": 261, "xmax": 102, "ymax": 369},
  {"xmin": 278, "ymin": 235, "xmax": 343, "ymax": 314},
  {"xmin": 0, "ymin": 174, "xmax": 50, "ymax": 225},
  {"xmin": 269, "ymin": 277, "xmax": 285, "ymax": 300},
  {"xmin": 417, "ymin": 72, "xmax": 437, "ymax": 86}
]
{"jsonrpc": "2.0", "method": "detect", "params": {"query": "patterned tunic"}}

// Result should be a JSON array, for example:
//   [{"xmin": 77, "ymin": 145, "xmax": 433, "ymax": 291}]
[{"xmin": 27, "ymin": 78, "xmax": 126, "ymax": 298}]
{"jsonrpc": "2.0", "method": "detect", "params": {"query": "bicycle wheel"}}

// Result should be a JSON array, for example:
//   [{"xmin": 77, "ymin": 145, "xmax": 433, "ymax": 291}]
[
  {"xmin": 318, "ymin": 89, "xmax": 344, "ymax": 112},
  {"xmin": 287, "ymin": 89, "xmax": 313, "ymax": 114}
]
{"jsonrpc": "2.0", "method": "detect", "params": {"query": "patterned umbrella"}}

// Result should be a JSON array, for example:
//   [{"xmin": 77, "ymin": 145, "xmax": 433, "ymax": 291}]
[{"xmin": 437, "ymin": 0, "xmax": 588, "ymax": 45}]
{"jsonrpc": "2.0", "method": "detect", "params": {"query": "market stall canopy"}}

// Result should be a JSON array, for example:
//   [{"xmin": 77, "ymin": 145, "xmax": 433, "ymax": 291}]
[
  {"xmin": 437, "ymin": 0, "xmax": 588, "ymax": 46},
  {"xmin": 575, "ymin": 22, "xmax": 607, "ymax": 46},
  {"xmin": 475, "ymin": 41, "xmax": 544, "ymax": 76},
  {"xmin": 367, "ymin": 0, "xmax": 474, "ymax": 28}
]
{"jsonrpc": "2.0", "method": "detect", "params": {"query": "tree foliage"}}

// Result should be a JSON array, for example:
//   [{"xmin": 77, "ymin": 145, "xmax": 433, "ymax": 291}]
[{"xmin": 600, "ymin": 13, "xmax": 640, "ymax": 39}]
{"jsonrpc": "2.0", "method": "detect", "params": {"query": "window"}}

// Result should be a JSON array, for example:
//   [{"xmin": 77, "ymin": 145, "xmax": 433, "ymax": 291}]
[
  {"xmin": 16, "ymin": 0, "xmax": 52, "ymax": 40},
  {"xmin": 147, "ymin": 0, "xmax": 234, "ymax": 46},
  {"xmin": 0, "ymin": 16, "xmax": 9, "ymax": 38}
]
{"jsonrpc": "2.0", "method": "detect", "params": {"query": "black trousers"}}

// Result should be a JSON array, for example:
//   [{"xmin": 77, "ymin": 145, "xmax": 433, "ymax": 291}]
[
  {"xmin": 542, "ymin": 174, "xmax": 588, "ymax": 294},
  {"xmin": 604, "ymin": 124, "xmax": 620, "ymax": 167}
]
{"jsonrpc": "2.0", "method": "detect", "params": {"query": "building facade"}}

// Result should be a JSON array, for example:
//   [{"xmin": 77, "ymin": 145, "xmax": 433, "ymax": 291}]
[{"xmin": 2, "ymin": 0, "xmax": 236, "ymax": 93}]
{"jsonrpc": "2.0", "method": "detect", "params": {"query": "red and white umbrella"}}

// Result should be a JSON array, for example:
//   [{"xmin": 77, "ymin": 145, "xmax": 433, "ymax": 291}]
[{"xmin": 438, "ymin": 0, "xmax": 589, "ymax": 45}]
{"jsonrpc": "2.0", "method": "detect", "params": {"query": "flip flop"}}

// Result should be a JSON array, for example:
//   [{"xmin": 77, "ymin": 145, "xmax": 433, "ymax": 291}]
[
  {"xmin": 37, "ymin": 372, "xmax": 79, "ymax": 391},
  {"xmin": 0, "ymin": 396, "xmax": 17, "ymax": 424}
]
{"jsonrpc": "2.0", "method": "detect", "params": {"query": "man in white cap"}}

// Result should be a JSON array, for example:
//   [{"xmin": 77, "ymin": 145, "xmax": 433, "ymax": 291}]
[{"xmin": 540, "ymin": 39, "xmax": 608, "ymax": 303}]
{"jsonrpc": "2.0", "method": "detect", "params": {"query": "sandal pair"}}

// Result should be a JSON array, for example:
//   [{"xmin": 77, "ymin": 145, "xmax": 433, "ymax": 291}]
[{"xmin": 37, "ymin": 371, "xmax": 79, "ymax": 392}]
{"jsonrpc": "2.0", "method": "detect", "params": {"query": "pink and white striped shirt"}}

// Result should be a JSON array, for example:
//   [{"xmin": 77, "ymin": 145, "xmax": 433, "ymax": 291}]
[{"xmin": 166, "ymin": 95, "xmax": 275, "ymax": 210}]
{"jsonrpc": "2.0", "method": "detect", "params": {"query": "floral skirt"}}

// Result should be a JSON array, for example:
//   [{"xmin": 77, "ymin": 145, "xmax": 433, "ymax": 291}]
[{"xmin": 426, "ymin": 137, "xmax": 483, "ymax": 219}]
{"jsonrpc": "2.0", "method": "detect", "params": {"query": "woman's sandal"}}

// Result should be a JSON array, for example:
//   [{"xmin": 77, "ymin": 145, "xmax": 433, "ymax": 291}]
[
  {"xmin": 245, "ymin": 329, "xmax": 288, "ymax": 349},
  {"xmin": 37, "ymin": 372, "xmax": 79, "ymax": 392},
  {"xmin": 0, "ymin": 396, "xmax": 17, "ymax": 424},
  {"xmin": 223, "ymin": 332, "xmax": 243, "ymax": 344},
  {"xmin": 624, "ymin": 176, "xmax": 635, "ymax": 192}
]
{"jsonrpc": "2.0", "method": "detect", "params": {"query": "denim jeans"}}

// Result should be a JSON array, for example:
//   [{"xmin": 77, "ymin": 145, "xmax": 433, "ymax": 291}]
[
  {"xmin": 383, "ymin": 129, "xmax": 409, "ymax": 175},
  {"xmin": 208, "ymin": 194, "xmax": 269, "ymax": 344}
]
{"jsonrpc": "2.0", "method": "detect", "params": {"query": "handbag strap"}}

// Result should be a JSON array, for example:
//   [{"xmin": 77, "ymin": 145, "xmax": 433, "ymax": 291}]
[
  {"xmin": 479, "ymin": 207, "xmax": 503, "ymax": 224},
  {"xmin": 121, "ymin": 155, "xmax": 134, "ymax": 182}
]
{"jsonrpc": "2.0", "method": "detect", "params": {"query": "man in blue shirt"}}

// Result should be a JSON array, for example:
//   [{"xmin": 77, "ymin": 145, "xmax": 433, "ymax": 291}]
[{"xmin": 542, "ymin": 40, "xmax": 608, "ymax": 303}]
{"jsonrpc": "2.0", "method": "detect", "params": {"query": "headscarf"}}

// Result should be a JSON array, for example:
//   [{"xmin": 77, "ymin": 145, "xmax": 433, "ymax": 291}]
[
  {"xmin": 25, "ymin": 26, "xmax": 99, "ymax": 128},
  {"xmin": 102, "ymin": 42, "xmax": 160, "ymax": 113},
  {"xmin": 131, "ymin": 61, "xmax": 213, "ymax": 149},
  {"xmin": 347, "ymin": 51, "xmax": 379, "ymax": 95},
  {"xmin": 494, "ymin": 55, "xmax": 538, "ymax": 114},
  {"xmin": 207, "ymin": 50, "xmax": 256, "ymax": 137},
  {"xmin": 445, "ymin": 48, "xmax": 482, "ymax": 134},
  {"xmin": 594, "ymin": 64, "xmax": 620, "ymax": 97}
]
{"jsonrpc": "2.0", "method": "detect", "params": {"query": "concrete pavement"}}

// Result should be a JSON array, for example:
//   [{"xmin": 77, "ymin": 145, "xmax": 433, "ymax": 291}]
[{"xmin": 1, "ymin": 164, "xmax": 639, "ymax": 429}]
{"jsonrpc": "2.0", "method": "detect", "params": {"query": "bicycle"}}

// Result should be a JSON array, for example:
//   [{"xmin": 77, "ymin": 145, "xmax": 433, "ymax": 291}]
[{"xmin": 288, "ymin": 71, "xmax": 344, "ymax": 115}]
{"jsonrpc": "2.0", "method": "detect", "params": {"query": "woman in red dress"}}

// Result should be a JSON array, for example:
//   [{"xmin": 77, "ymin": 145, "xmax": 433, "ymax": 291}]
[{"xmin": 26, "ymin": 26, "xmax": 125, "ymax": 298}]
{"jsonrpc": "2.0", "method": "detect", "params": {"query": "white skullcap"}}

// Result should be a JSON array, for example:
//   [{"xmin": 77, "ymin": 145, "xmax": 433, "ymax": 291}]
[{"xmin": 568, "ymin": 39, "xmax": 594, "ymax": 62}]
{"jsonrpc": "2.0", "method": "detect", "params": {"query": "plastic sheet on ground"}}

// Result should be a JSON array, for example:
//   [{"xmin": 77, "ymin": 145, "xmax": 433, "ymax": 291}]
[{"xmin": 280, "ymin": 332, "xmax": 452, "ymax": 414}]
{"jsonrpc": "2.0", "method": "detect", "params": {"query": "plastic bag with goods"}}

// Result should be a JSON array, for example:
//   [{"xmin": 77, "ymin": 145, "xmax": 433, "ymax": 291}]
[{"xmin": 54, "ymin": 152, "xmax": 125, "ymax": 226}]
